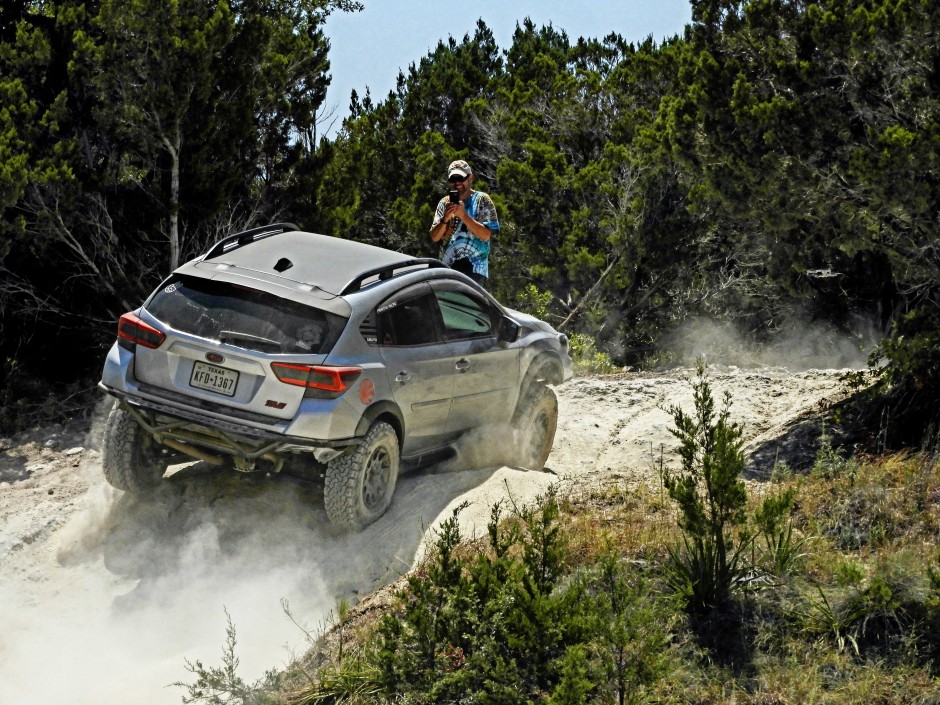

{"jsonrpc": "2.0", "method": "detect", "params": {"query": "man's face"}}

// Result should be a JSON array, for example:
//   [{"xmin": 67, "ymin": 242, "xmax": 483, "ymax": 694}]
[{"xmin": 449, "ymin": 173, "xmax": 472, "ymax": 199}]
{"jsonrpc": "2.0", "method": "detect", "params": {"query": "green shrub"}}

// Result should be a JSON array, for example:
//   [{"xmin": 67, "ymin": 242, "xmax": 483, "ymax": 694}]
[
  {"xmin": 300, "ymin": 488, "xmax": 676, "ymax": 704},
  {"xmin": 868, "ymin": 305, "xmax": 940, "ymax": 450},
  {"xmin": 578, "ymin": 550, "xmax": 675, "ymax": 705},
  {"xmin": 175, "ymin": 608, "xmax": 283, "ymax": 705},
  {"xmin": 664, "ymin": 360, "xmax": 799, "ymax": 618},
  {"xmin": 569, "ymin": 333, "xmax": 618, "ymax": 375},
  {"xmin": 663, "ymin": 360, "xmax": 753, "ymax": 617},
  {"xmin": 811, "ymin": 422, "xmax": 857, "ymax": 481},
  {"xmin": 754, "ymin": 487, "xmax": 807, "ymax": 578},
  {"xmin": 516, "ymin": 284, "xmax": 554, "ymax": 320},
  {"xmin": 374, "ymin": 490, "xmax": 579, "ymax": 702}
]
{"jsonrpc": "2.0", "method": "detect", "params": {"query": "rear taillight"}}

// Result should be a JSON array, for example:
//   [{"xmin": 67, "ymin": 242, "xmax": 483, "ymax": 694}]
[
  {"xmin": 271, "ymin": 363, "xmax": 362, "ymax": 399},
  {"xmin": 117, "ymin": 312, "xmax": 166, "ymax": 349}
]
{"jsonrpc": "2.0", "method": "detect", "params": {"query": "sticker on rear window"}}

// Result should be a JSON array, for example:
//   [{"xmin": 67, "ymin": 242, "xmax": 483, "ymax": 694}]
[
  {"xmin": 164, "ymin": 283, "xmax": 179, "ymax": 294},
  {"xmin": 295, "ymin": 323, "xmax": 326, "ymax": 351}
]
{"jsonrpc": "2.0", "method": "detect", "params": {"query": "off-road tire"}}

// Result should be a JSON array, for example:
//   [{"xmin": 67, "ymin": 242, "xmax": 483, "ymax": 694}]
[
  {"xmin": 512, "ymin": 384, "xmax": 558, "ymax": 470},
  {"xmin": 101, "ymin": 402, "xmax": 169, "ymax": 493},
  {"xmin": 324, "ymin": 421, "xmax": 399, "ymax": 530}
]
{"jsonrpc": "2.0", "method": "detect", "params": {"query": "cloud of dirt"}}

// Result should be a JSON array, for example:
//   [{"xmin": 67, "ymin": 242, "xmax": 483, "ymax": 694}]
[
  {"xmin": 662, "ymin": 316, "xmax": 877, "ymax": 370},
  {"xmin": 0, "ymin": 393, "xmax": 487, "ymax": 705},
  {"xmin": 2, "ymin": 510, "xmax": 332, "ymax": 705},
  {"xmin": 0, "ymin": 421, "xmax": 341, "ymax": 705}
]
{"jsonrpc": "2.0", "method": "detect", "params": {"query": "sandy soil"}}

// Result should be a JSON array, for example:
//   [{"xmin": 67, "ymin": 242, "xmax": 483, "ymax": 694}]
[{"xmin": 0, "ymin": 367, "xmax": 860, "ymax": 704}]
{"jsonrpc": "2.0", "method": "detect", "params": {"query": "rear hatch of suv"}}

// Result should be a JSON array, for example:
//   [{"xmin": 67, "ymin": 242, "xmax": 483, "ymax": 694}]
[{"xmin": 130, "ymin": 274, "xmax": 350, "ymax": 420}]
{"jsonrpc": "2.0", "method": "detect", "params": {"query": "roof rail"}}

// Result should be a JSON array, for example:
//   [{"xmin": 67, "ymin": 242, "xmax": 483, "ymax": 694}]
[
  {"xmin": 202, "ymin": 222, "xmax": 300, "ymax": 259},
  {"xmin": 340, "ymin": 258, "xmax": 448, "ymax": 295}
]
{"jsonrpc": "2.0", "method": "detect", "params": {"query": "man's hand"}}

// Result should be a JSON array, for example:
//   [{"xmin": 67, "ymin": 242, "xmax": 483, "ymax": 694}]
[
  {"xmin": 444, "ymin": 202, "xmax": 463, "ymax": 221},
  {"xmin": 432, "ymin": 200, "xmax": 491, "ymax": 243}
]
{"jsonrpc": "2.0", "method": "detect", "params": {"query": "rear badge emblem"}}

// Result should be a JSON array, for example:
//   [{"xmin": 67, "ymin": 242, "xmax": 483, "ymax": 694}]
[
  {"xmin": 206, "ymin": 352, "xmax": 224, "ymax": 364},
  {"xmin": 265, "ymin": 400, "xmax": 287, "ymax": 409}
]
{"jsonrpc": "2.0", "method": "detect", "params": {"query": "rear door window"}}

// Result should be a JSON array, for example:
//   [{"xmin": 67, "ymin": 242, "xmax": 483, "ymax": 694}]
[
  {"xmin": 145, "ymin": 276, "xmax": 346, "ymax": 354},
  {"xmin": 374, "ymin": 285, "xmax": 441, "ymax": 347}
]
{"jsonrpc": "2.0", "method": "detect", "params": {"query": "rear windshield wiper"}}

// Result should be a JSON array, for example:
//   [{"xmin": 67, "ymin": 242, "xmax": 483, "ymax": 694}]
[{"xmin": 219, "ymin": 331, "xmax": 282, "ymax": 353}]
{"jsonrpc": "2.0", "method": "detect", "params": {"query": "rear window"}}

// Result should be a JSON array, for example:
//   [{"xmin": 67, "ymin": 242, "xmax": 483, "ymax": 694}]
[{"xmin": 145, "ymin": 276, "xmax": 346, "ymax": 354}]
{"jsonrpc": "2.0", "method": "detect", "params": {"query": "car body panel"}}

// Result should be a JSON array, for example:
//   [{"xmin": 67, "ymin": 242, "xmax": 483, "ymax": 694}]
[
  {"xmin": 378, "ymin": 343, "xmax": 455, "ymax": 455},
  {"xmin": 445, "ymin": 337, "xmax": 520, "ymax": 435}
]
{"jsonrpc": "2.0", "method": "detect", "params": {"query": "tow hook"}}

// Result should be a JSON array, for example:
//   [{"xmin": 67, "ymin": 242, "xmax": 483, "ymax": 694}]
[{"xmin": 313, "ymin": 447, "xmax": 345, "ymax": 464}]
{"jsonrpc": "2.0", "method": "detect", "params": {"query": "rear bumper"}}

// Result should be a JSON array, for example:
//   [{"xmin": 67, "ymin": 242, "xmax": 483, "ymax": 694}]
[
  {"xmin": 100, "ymin": 383, "xmax": 362, "ymax": 458},
  {"xmin": 100, "ymin": 339, "xmax": 367, "ymax": 451}
]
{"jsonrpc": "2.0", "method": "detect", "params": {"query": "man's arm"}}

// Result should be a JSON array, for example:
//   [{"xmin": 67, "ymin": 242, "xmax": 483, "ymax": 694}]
[
  {"xmin": 430, "ymin": 194, "xmax": 496, "ymax": 242},
  {"xmin": 462, "ymin": 192, "xmax": 498, "ymax": 242},
  {"xmin": 430, "ymin": 218, "xmax": 451, "ymax": 243},
  {"xmin": 455, "ymin": 209, "xmax": 492, "ymax": 241},
  {"xmin": 430, "ymin": 199, "xmax": 450, "ymax": 243}
]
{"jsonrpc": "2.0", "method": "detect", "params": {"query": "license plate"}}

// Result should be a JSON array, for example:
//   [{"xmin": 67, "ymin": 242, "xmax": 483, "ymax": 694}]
[{"xmin": 190, "ymin": 361, "xmax": 239, "ymax": 397}]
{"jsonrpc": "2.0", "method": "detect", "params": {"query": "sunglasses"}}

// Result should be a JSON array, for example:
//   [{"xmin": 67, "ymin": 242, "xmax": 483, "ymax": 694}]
[{"xmin": 448, "ymin": 174, "xmax": 468, "ymax": 183}]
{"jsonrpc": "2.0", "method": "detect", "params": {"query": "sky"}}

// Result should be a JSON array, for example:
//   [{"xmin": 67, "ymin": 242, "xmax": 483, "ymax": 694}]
[{"xmin": 321, "ymin": 0, "xmax": 693, "ymax": 137}]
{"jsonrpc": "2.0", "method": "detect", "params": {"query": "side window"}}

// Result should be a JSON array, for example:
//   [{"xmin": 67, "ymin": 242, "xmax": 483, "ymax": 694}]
[
  {"xmin": 435, "ymin": 289, "xmax": 496, "ymax": 340},
  {"xmin": 376, "ymin": 292, "xmax": 439, "ymax": 346}
]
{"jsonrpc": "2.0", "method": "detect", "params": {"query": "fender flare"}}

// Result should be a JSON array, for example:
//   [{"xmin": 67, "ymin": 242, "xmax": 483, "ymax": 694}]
[
  {"xmin": 521, "ymin": 351, "xmax": 565, "ymax": 389},
  {"xmin": 514, "ymin": 352, "xmax": 564, "ymax": 422},
  {"xmin": 354, "ymin": 400, "xmax": 405, "ymax": 447}
]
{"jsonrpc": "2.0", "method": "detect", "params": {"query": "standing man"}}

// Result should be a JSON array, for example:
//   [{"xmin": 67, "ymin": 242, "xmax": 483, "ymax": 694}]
[{"xmin": 430, "ymin": 159, "xmax": 500, "ymax": 287}]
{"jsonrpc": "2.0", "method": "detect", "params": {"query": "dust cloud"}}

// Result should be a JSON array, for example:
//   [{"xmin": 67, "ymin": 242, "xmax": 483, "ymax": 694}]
[
  {"xmin": 0, "ymin": 466, "xmax": 334, "ymax": 705},
  {"xmin": 663, "ymin": 316, "xmax": 877, "ymax": 371},
  {"xmin": 0, "ymin": 413, "xmax": 494, "ymax": 705}
]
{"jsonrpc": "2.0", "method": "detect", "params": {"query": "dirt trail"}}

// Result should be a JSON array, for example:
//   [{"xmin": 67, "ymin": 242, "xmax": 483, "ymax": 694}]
[{"xmin": 0, "ymin": 367, "xmax": 857, "ymax": 704}]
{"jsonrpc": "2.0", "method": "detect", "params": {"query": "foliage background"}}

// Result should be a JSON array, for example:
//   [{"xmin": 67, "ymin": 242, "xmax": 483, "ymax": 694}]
[{"xmin": 1, "ymin": 0, "xmax": 937, "ymax": 447}]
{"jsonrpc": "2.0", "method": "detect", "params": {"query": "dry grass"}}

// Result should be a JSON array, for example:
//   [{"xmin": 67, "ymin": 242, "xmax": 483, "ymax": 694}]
[{"xmin": 272, "ymin": 452, "xmax": 940, "ymax": 705}]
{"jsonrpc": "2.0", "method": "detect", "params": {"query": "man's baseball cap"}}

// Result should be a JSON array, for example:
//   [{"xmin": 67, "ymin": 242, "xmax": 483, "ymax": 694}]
[{"xmin": 447, "ymin": 160, "xmax": 472, "ymax": 179}]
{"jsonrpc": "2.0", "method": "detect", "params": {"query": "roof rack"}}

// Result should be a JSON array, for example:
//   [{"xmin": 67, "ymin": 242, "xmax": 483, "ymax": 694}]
[
  {"xmin": 340, "ymin": 258, "xmax": 448, "ymax": 295},
  {"xmin": 202, "ymin": 223, "xmax": 300, "ymax": 259}
]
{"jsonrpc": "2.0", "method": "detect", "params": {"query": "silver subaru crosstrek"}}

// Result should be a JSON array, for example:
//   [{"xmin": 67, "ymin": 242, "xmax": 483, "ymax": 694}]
[{"xmin": 99, "ymin": 224, "xmax": 572, "ymax": 529}]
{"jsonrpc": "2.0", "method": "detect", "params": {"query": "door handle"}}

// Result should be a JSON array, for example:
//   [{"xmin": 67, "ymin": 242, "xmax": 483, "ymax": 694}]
[
  {"xmin": 455, "ymin": 358, "xmax": 471, "ymax": 373},
  {"xmin": 395, "ymin": 371, "xmax": 411, "ymax": 383}
]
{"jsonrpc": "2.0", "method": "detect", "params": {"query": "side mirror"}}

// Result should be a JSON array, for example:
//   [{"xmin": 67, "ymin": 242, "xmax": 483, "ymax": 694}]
[{"xmin": 498, "ymin": 316, "xmax": 520, "ymax": 343}]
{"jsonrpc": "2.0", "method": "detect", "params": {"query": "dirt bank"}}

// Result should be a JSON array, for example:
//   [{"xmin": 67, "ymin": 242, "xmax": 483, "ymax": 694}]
[{"xmin": 0, "ymin": 367, "xmax": 860, "ymax": 704}]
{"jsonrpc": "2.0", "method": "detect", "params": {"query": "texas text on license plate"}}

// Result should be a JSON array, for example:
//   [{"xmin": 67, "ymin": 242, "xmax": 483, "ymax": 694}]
[{"xmin": 190, "ymin": 360, "xmax": 239, "ymax": 397}]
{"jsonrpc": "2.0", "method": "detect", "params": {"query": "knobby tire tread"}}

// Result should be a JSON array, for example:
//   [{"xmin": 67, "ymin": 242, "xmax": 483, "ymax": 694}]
[
  {"xmin": 513, "ymin": 384, "xmax": 559, "ymax": 470},
  {"xmin": 101, "ymin": 403, "xmax": 166, "ymax": 493},
  {"xmin": 324, "ymin": 421, "xmax": 399, "ymax": 530}
]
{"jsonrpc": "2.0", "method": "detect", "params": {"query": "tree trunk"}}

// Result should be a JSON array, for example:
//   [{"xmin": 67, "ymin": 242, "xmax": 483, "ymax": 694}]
[{"xmin": 165, "ymin": 124, "xmax": 182, "ymax": 271}]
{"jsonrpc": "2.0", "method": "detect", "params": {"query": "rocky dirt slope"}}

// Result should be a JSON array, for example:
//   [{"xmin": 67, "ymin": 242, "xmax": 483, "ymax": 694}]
[{"xmin": 0, "ymin": 367, "xmax": 861, "ymax": 705}]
